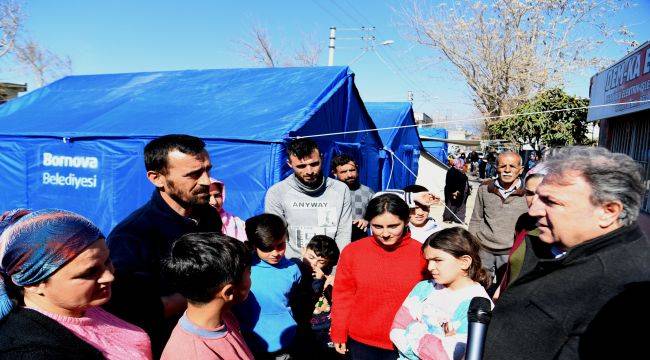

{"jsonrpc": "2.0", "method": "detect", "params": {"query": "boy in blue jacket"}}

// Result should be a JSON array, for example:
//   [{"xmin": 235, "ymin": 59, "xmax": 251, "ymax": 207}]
[{"xmin": 234, "ymin": 213, "xmax": 302, "ymax": 359}]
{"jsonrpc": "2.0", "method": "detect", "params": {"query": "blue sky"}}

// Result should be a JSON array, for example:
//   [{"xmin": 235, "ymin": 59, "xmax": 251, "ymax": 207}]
[{"xmin": 3, "ymin": 0, "xmax": 649, "ymax": 131}]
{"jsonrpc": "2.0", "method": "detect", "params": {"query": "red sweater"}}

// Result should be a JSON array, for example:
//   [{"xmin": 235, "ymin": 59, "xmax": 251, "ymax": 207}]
[{"xmin": 330, "ymin": 235, "xmax": 428, "ymax": 349}]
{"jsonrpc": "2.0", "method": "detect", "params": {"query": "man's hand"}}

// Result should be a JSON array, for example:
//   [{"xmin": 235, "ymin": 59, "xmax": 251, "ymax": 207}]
[
  {"xmin": 352, "ymin": 218, "xmax": 369, "ymax": 231},
  {"xmin": 334, "ymin": 342, "xmax": 347, "ymax": 355}
]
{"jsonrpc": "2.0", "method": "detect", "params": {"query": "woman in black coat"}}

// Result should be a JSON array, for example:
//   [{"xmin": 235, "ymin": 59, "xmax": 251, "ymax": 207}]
[{"xmin": 443, "ymin": 159, "xmax": 470, "ymax": 223}]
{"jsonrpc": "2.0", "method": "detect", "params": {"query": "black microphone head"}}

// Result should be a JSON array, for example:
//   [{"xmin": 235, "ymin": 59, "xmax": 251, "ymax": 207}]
[{"xmin": 467, "ymin": 296, "xmax": 492, "ymax": 324}]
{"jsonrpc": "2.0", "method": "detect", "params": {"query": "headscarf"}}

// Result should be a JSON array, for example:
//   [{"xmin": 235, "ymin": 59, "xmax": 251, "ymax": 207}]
[
  {"xmin": 209, "ymin": 178, "xmax": 247, "ymax": 241},
  {"xmin": 0, "ymin": 209, "xmax": 103, "ymax": 319},
  {"xmin": 453, "ymin": 158, "xmax": 465, "ymax": 171},
  {"xmin": 524, "ymin": 162, "xmax": 550, "ymax": 183}
]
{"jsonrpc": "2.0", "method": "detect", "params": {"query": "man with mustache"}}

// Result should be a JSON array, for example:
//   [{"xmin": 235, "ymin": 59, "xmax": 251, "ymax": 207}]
[
  {"xmin": 484, "ymin": 146, "xmax": 650, "ymax": 359},
  {"xmin": 265, "ymin": 138, "xmax": 352, "ymax": 260},
  {"xmin": 106, "ymin": 134, "xmax": 222, "ymax": 357},
  {"xmin": 469, "ymin": 151, "xmax": 528, "ymax": 288},
  {"xmin": 331, "ymin": 154, "xmax": 374, "ymax": 241}
]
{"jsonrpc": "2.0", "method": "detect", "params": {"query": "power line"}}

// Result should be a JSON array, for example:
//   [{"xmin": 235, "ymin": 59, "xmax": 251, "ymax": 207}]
[
  {"xmin": 309, "ymin": 0, "xmax": 350, "ymax": 26},
  {"xmin": 372, "ymin": 47, "xmax": 437, "ymax": 102},
  {"xmin": 292, "ymin": 99, "xmax": 650, "ymax": 139},
  {"xmin": 330, "ymin": 0, "xmax": 364, "ymax": 27},
  {"xmin": 340, "ymin": 0, "xmax": 375, "ymax": 26}
]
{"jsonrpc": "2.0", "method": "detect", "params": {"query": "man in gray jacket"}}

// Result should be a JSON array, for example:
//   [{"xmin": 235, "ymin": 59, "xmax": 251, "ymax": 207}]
[
  {"xmin": 265, "ymin": 138, "xmax": 352, "ymax": 260},
  {"xmin": 469, "ymin": 151, "xmax": 528, "ymax": 285}
]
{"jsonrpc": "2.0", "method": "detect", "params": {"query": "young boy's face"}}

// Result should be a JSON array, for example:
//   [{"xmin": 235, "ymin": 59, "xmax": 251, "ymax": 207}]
[
  {"xmin": 303, "ymin": 248, "xmax": 329, "ymax": 275},
  {"xmin": 256, "ymin": 234, "xmax": 287, "ymax": 265},
  {"xmin": 409, "ymin": 203, "xmax": 430, "ymax": 227}
]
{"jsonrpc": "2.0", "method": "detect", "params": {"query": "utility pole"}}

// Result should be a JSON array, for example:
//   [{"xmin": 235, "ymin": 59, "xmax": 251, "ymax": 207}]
[{"xmin": 328, "ymin": 26, "xmax": 336, "ymax": 66}]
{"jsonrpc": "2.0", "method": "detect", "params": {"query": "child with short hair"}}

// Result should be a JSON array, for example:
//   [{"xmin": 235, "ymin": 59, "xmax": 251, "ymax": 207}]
[
  {"xmin": 403, "ymin": 184, "xmax": 440, "ymax": 243},
  {"xmin": 161, "ymin": 233, "xmax": 253, "ymax": 360},
  {"xmin": 299, "ymin": 235, "xmax": 340, "ymax": 358},
  {"xmin": 234, "ymin": 213, "xmax": 302, "ymax": 359},
  {"xmin": 390, "ymin": 227, "xmax": 493, "ymax": 360}
]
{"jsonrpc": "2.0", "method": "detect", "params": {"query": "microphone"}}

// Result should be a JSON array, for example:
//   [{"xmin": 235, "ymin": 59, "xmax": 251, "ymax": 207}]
[{"xmin": 466, "ymin": 297, "xmax": 492, "ymax": 360}]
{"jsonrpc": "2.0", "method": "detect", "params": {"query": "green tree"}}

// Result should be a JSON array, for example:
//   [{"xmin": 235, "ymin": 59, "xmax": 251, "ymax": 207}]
[{"xmin": 487, "ymin": 88, "xmax": 590, "ymax": 150}]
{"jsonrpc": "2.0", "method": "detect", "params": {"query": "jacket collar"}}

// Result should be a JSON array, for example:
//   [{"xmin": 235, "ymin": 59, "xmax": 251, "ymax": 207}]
[
  {"xmin": 486, "ymin": 179, "xmax": 525, "ymax": 200},
  {"xmin": 150, "ymin": 190, "xmax": 211, "ymax": 227},
  {"xmin": 554, "ymin": 223, "xmax": 644, "ymax": 264}
]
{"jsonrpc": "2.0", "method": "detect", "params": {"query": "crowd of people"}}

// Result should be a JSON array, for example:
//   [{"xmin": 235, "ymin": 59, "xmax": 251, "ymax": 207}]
[{"xmin": 0, "ymin": 134, "xmax": 648, "ymax": 360}]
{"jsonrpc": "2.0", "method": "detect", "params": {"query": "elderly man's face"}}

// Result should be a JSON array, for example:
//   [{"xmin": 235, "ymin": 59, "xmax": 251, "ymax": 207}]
[
  {"xmin": 528, "ymin": 173, "xmax": 607, "ymax": 248},
  {"xmin": 496, "ymin": 153, "xmax": 523, "ymax": 187}
]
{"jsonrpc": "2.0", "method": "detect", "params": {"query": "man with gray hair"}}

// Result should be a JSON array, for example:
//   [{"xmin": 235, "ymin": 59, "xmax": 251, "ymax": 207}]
[
  {"xmin": 469, "ymin": 151, "xmax": 528, "ymax": 286},
  {"xmin": 484, "ymin": 146, "xmax": 650, "ymax": 360}
]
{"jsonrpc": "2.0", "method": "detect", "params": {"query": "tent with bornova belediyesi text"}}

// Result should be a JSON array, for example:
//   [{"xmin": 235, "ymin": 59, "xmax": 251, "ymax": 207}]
[{"xmin": 0, "ymin": 66, "xmax": 383, "ymax": 235}]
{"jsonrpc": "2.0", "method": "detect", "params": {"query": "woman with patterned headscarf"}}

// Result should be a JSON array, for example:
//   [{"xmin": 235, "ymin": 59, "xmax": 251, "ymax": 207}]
[{"xmin": 0, "ymin": 209, "xmax": 151, "ymax": 359}]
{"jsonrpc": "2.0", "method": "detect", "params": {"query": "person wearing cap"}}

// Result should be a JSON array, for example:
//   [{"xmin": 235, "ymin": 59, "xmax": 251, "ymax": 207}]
[{"xmin": 0, "ymin": 209, "xmax": 151, "ymax": 359}]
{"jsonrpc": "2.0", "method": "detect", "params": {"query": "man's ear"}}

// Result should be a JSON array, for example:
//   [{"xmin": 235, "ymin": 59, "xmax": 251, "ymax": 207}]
[
  {"xmin": 146, "ymin": 170, "xmax": 165, "ymax": 188},
  {"xmin": 597, "ymin": 201, "xmax": 623, "ymax": 228}
]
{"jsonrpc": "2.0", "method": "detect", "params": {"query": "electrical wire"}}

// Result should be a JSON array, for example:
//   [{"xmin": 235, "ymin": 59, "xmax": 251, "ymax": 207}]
[
  {"xmin": 384, "ymin": 147, "xmax": 467, "ymax": 225},
  {"xmin": 292, "ymin": 99, "xmax": 650, "ymax": 139}
]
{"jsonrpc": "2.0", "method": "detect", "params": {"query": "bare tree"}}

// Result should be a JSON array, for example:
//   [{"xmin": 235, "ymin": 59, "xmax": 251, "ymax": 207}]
[
  {"xmin": 237, "ymin": 23, "xmax": 323, "ymax": 67},
  {"xmin": 294, "ymin": 33, "xmax": 323, "ymax": 66},
  {"xmin": 0, "ymin": 0, "xmax": 21, "ymax": 58},
  {"xmin": 239, "ymin": 24, "xmax": 279, "ymax": 67},
  {"xmin": 401, "ymin": 0, "xmax": 634, "ymax": 118},
  {"xmin": 13, "ymin": 39, "xmax": 72, "ymax": 87}
]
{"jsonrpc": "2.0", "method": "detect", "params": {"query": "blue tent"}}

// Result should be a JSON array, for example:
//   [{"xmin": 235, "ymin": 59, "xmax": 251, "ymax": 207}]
[
  {"xmin": 0, "ymin": 66, "xmax": 382, "ymax": 235},
  {"xmin": 418, "ymin": 127, "xmax": 448, "ymax": 164},
  {"xmin": 364, "ymin": 102, "xmax": 421, "ymax": 189}
]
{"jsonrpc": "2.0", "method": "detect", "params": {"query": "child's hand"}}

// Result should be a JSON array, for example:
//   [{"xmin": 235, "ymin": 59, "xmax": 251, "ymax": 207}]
[
  {"xmin": 352, "ymin": 219, "xmax": 369, "ymax": 231},
  {"xmin": 442, "ymin": 321, "xmax": 456, "ymax": 336},
  {"xmin": 334, "ymin": 342, "xmax": 347, "ymax": 355},
  {"xmin": 414, "ymin": 191, "xmax": 441, "ymax": 206},
  {"xmin": 324, "ymin": 273, "xmax": 335, "ymax": 288},
  {"xmin": 313, "ymin": 266, "xmax": 325, "ymax": 279}
]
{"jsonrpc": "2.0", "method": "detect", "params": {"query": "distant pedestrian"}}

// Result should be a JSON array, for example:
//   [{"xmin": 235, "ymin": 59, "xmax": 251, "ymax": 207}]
[{"xmin": 443, "ymin": 158, "xmax": 471, "ymax": 224}]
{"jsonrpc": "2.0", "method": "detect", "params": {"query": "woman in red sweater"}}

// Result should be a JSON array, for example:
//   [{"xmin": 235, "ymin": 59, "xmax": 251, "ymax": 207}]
[{"xmin": 331, "ymin": 194, "xmax": 428, "ymax": 359}]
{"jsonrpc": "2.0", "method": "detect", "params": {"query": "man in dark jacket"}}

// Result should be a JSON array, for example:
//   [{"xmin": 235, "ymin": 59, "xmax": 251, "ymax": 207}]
[
  {"xmin": 484, "ymin": 146, "xmax": 650, "ymax": 359},
  {"xmin": 105, "ymin": 134, "xmax": 222, "ymax": 356}
]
